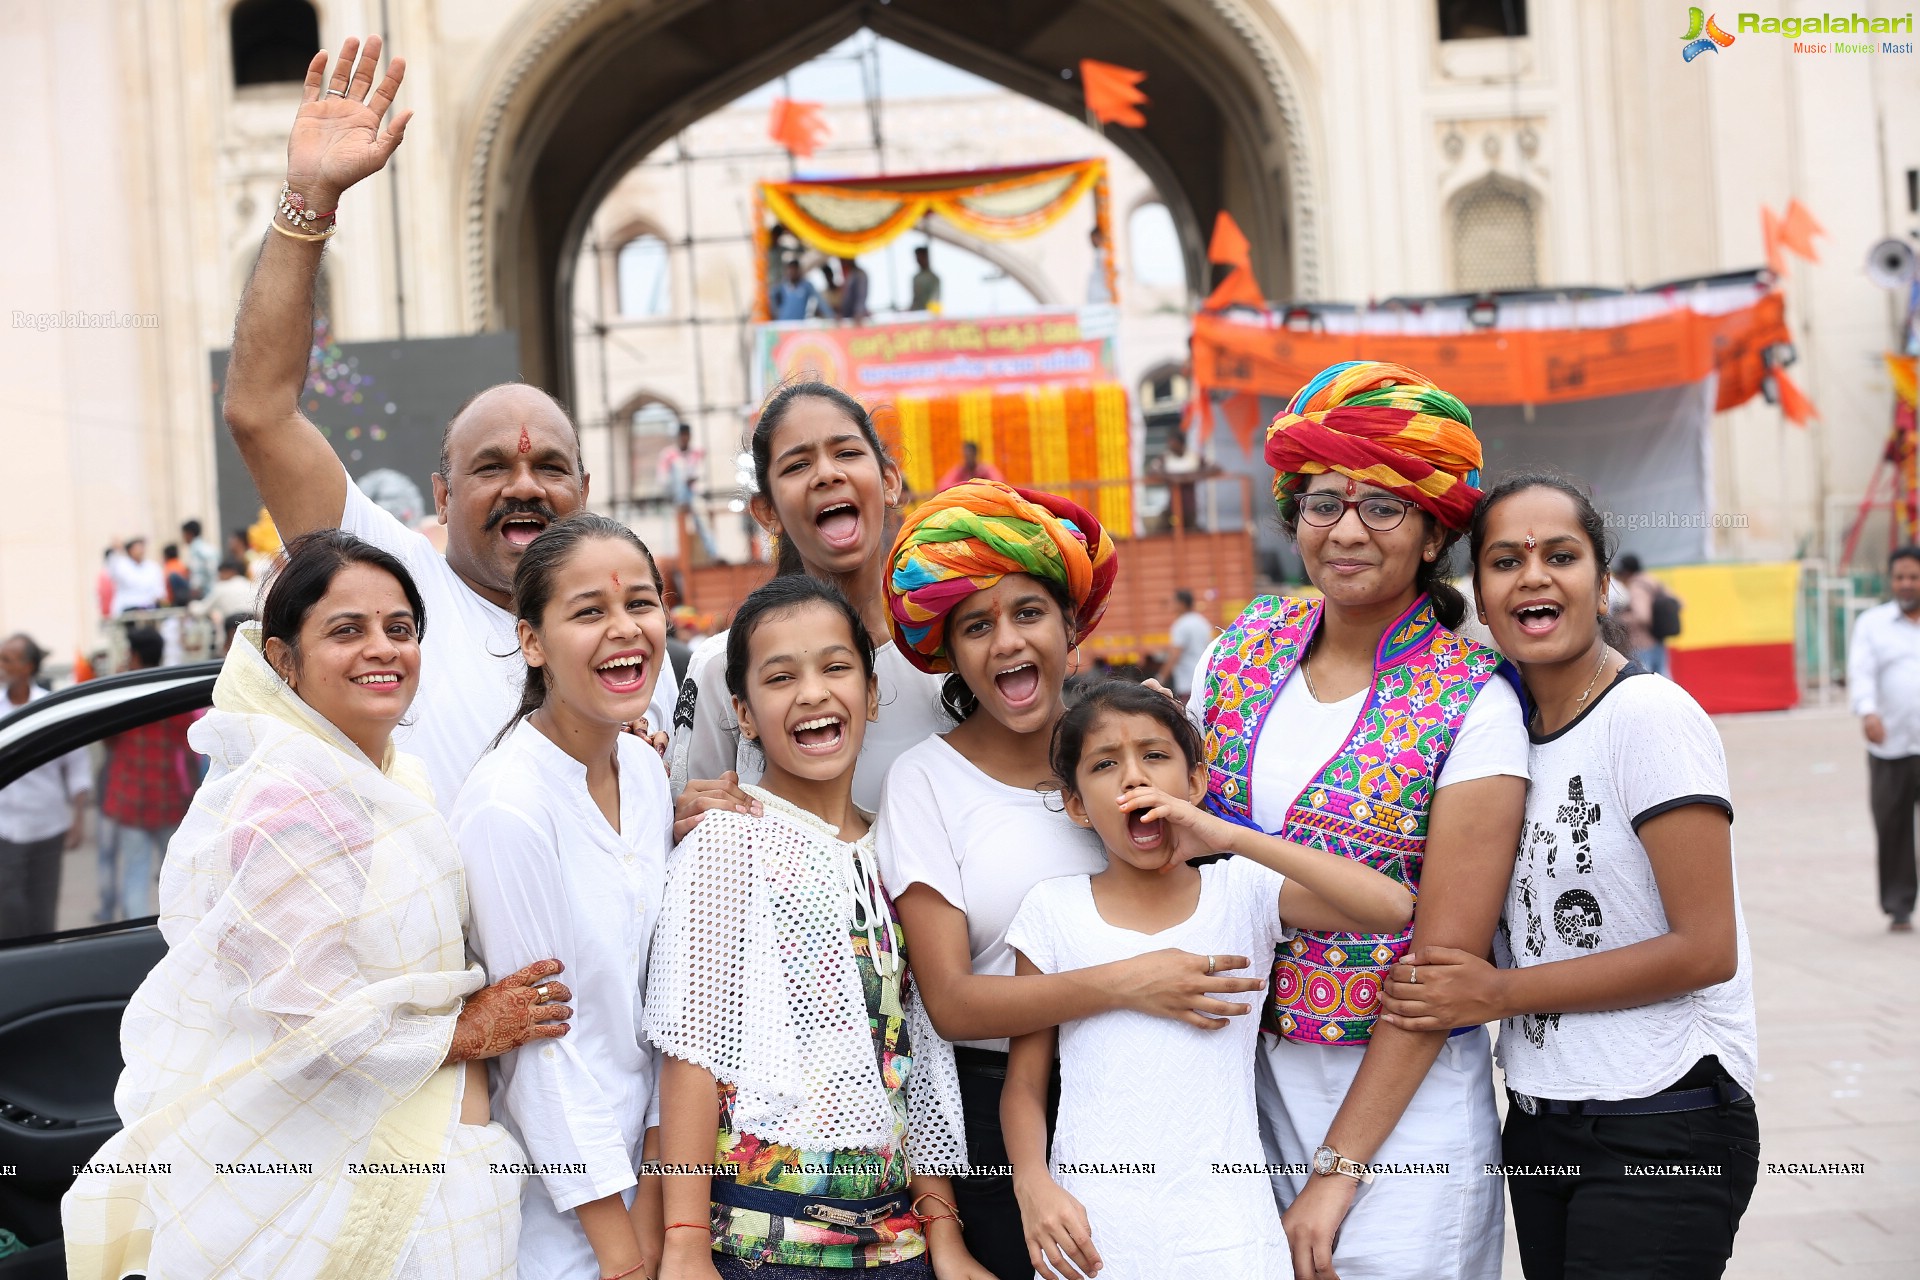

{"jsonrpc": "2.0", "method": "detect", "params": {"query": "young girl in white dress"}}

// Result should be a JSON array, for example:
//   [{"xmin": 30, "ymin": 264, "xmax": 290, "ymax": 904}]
[
  {"xmin": 1001, "ymin": 681, "xmax": 1416, "ymax": 1280},
  {"xmin": 454, "ymin": 514, "xmax": 674, "ymax": 1280}
]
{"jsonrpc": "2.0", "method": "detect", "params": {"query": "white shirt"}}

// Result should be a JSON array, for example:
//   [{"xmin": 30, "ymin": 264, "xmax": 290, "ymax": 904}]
[
  {"xmin": 107, "ymin": 552, "xmax": 166, "ymax": 615},
  {"xmin": 1187, "ymin": 633, "xmax": 1529, "ymax": 831},
  {"xmin": 341, "ymin": 476, "xmax": 676, "ymax": 811},
  {"xmin": 669, "ymin": 627, "xmax": 951, "ymax": 812},
  {"xmin": 200, "ymin": 574, "xmax": 259, "ymax": 625},
  {"xmin": 875, "ymin": 734, "xmax": 1108, "ymax": 1051},
  {"xmin": 1167, "ymin": 610, "xmax": 1215, "ymax": 696},
  {"xmin": 0, "ymin": 686, "xmax": 90, "ymax": 843},
  {"xmin": 1494, "ymin": 669, "xmax": 1757, "ymax": 1100},
  {"xmin": 453, "ymin": 719, "xmax": 672, "ymax": 1280},
  {"xmin": 1847, "ymin": 600, "xmax": 1920, "ymax": 759}
]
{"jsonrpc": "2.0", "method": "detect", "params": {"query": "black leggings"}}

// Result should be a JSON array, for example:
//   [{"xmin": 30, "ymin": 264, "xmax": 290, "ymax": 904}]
[
  {"xmin": 951, "ymin": 1049, "xmax": 1059, "ymax": 1280},
  {"xmin": 1504, "ymin": 1056, "xmax": 1760, "ymax": 1279}
]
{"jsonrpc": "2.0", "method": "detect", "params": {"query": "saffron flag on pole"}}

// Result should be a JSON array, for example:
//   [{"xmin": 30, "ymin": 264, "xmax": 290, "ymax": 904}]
[
  {"xmin": 768, "ymin": 99, "xmax": 830, "ymax": 158},
  {"xmin": 1777, "ymin": 199, "xmax": 1825, "ymax": 263},
  {"xmin": 1773, "ymin": 366, "xmax": 1820, "ymax": 426},
  {"xmin": 1080, "ymin": 60, "xmax": 1148, "ymax": 128},
  {"xmin": 1207, "ymin": 211, "xmax": 1252, "ymax": 271}
]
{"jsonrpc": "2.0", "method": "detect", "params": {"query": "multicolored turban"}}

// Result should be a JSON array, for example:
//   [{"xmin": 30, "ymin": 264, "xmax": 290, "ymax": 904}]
[
  {"xmin": 1265, "ymin": 360, "xmax": 1484, "ymax": 531},
  {"xmin": 887, "ymin": 479, "xmax": 1118, "ymax": 674}
]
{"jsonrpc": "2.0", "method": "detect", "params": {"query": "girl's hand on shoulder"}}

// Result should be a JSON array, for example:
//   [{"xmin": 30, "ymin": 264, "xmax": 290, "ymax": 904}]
[
  {"xmin": 1015, "ymin": 1177, "xmax": 1102, "ymax": 1278},
  {"xmin": 1379, "ymin": 946, "xmax": 1507, "ymax": 1031},
  {"xmin": 672, "ymin": 770, "xmax": 762, "ymax": 842},
  {"xmin": 447, "ymin": 959, "xmax": 571, "ymax": 1063},
  {"xmin": 1115, "ymin": 786, "xmax": 1229, "ymax": 869}
]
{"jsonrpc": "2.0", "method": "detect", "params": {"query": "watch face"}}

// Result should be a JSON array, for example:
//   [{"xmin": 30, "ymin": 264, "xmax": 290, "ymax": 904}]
[{"xmin": 1313, "ymin": 1145, "xmax": 1337, "ymax": 1175}]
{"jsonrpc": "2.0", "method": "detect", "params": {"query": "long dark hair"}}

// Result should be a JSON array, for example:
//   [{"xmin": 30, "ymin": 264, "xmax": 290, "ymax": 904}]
[
  {"xmin": 1467, "ymin": 471, "xmax": 1630, "ymax": 652},
  {"xmin": 1276, "ymin": 487, "xmax": 1467, "ymax": 630},
  {"xmin": 1050, "ymin": 678, "xmax": 1204, "ymax": 798},
  {"xmin": 261, "ymin": 530, "xmax": 427, "ymax": 677},
  {"xmin": 724, "ymin": 574, "xmax": 876, "ymax": 705},
  {"xmin": 494, "ymin": 513, "xmax": 663, "ymax": 745},
  {"xmin": 750, "ymin": 380, "xmax": 898, "ymax": 577},
  {"xmin": 938, "ymin": 574, "xmax": 1077, "ymax": 724}
]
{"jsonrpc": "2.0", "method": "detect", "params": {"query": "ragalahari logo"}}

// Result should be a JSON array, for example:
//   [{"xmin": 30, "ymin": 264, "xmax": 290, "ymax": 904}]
[{"xmin": 1682, "ymin": 8, "xmax": 1737, "ymax": 59}]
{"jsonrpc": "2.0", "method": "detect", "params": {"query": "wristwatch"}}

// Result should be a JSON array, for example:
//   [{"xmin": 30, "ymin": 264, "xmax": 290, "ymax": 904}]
[{"xmin": 1311, "ymin": 1143, "xmax": 1375, "ymax": 1183}]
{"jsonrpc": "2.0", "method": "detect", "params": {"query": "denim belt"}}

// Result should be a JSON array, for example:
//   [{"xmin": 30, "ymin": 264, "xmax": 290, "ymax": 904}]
[
  {"xmin": 709, "ymin": 1177, "xmax": 907, "ymax": 1230},
  {"xmin": 1509, "ymin": 1078, "xmax": 1750, "ymax": 1117}
]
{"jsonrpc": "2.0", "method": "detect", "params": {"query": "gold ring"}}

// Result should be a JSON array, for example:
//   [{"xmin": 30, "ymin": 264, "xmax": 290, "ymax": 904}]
[
  {"xmin": 535, "ymin": 983, "xmax": 553, "ymax": 1002},
  {"xmin": 1205, "ymin": 954, "xmax": 1216, "ymax": 976}
]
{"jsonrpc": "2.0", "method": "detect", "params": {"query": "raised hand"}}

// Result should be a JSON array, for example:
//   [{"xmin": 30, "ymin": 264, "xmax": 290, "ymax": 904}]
[{"xmin": 284, "ymin": 36, "xmax": 412, "ymax": 207}]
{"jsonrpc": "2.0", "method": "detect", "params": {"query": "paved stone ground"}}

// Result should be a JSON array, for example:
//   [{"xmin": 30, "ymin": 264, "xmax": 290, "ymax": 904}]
[{"xmin": 1498, "ymin": 701, "xmax": 1920, "ymax": 1277}]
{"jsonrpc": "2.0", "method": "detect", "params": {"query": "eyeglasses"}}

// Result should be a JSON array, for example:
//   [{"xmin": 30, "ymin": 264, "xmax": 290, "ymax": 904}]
[{"xmin": 1294, "ymin": 492, "xmax": 1420, "ymax": 532}]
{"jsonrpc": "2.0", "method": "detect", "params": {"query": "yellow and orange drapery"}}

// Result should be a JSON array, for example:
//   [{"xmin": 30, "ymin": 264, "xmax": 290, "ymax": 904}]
[
  {"xmin": 754, "ymin": 159, "xmax": 1115, "ymax": 318},
  {"xmin": 879, "ymin": 384, "xmax": 1134, "ymax": 540}
]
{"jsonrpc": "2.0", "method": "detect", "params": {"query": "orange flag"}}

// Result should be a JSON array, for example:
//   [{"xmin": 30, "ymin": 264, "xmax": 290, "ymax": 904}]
[
  {"xmin": 1777, "ymin": 199, "xmax": 1825, "ymax": 263},
  {"xmin": 1760, "ymin": 206, "xmax": 1786, "ymax": 275},
  {"xmin": 1774, "ymin": 367, "xmax": 1819, "ymax": 426},
  {"xmin": 1207, "ymin": 211, "xmax": 1252, "ymax": 271},
  {"xmin": 1204, "ymin": 263, "xmax": 1264, "ymax": 311},
  {"xmin": 1080, "ymin": 60, "xmax": 1148, "ymax": 128},
  {"xmin": 768, "ymin": 99, "xmax": 829, "ymax": 158}
]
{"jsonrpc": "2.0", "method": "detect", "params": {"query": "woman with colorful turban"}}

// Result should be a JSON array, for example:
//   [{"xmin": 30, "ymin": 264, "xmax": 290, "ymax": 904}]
[
  {"xmin": 1189, "ymin": 362, "xmax": 1528, "ymax": 1279},
  {"xmin": 876, "ymin": 480, "xmax": 1264, "ymax": 1280}
]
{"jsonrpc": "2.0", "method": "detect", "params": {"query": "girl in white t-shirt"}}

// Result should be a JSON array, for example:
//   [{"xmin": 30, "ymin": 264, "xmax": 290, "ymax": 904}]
[
  {"xmin": 877, "ymin": 481, "xmax": 1263, "ymax": 1279},
  {"xmin": 669, "ymin": 383, "xmax": 949, "ymax": 823},
  {"xmin": 453, "ymin": 513, "xmax": 674, "ymax": 1280},
  {"xmin": 1381, "ymin": 473, "xmax": 1759, "ymax": 1280},
  {"xmin": 1002, "ymin": 679, "xmax": 1414, "ymax": 1280}
]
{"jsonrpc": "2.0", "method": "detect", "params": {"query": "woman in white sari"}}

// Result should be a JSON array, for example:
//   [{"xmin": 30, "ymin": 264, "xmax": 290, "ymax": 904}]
[{"xmin": 63, "ymin": 531, "xmax": 575, "ymax": 1279}]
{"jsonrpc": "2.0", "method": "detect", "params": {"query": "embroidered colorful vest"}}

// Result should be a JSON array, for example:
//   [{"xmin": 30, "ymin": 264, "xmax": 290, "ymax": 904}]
[{"xmin": 1203, "ymin": 593, "xmax": 1507, "ymax": 1046}]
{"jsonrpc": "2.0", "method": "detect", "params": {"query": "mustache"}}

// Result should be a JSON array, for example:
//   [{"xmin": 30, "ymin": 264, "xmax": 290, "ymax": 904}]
[{"xmin": 483, "ymin": 499, "xmax": 559, "ymax": 533}]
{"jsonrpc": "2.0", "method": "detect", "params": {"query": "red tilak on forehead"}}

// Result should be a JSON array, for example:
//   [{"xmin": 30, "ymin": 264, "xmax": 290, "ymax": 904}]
[
  {"xmin": 517, "ymin": 426, "xmax": 531, "ymax": 454},
  {"xmin": 611, "ymin": 571, "xmax": 621, "ymax": 589},
  {"xmin": 1344, "ymin": 477, "xmax": 1358, "ymax": 498},
  {"xmin": 1523, "ymin": 531, "xmax": 1537, "ymax": 550}
]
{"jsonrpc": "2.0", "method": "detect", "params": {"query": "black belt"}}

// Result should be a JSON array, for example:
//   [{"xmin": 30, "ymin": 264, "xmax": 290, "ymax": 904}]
[
  {"xmin": 709, "ymin": 1177, "xmax": 907, "ymax": 1230},
  {"xmin": 1509, "ymin": 1078, "xmax": 1749, "ymax": 1117},
  {"xmin": 953, "ymin": 1046, "xmax": 1009, "ymax": 1080}
]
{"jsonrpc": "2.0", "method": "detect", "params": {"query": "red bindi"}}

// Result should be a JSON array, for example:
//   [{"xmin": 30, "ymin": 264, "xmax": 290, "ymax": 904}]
[
  {"xmin": 611, "ymin": 571, "xmax": 621, "ymax": 589},
  {"xmin": 1523, "ymin": 531, "xmax": 1538, "ymax": 551},
  {"xmin": 1344, "ymin": 477, "xmax": 1358, "ymax": 498},
  {"xmin": 517, "ymin": 426, "xmax": 531, "ymax": 455}
]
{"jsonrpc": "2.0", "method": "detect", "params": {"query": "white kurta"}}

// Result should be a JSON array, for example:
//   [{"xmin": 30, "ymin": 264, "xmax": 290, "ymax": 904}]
[{"xmin": 453, "ymin": 719, "xmax": 673, "ymax": 1280}]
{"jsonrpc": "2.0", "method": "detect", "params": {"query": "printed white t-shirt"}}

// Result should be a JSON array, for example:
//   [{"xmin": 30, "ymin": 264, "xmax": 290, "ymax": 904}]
[
  {"xmin": 1186, "ymin": 632, "xmax": 1529, "ymax": 831},
  {"xmin": 1493, "ymin": 667, "xmax": 1757, "ymax": 1100},
  {"xmin": 341, "ymin": 476, "xmax": 677, "ymax": 811},
  {"xmin": 875, "ymin": 733, "xmax": 1107, "ymax": 1052}
]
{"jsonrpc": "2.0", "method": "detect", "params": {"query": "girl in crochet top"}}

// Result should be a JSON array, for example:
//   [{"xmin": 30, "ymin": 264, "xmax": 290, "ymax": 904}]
[{"xmin": 649, "ymin": 575, "xmax": 987, "ymax": 1280}]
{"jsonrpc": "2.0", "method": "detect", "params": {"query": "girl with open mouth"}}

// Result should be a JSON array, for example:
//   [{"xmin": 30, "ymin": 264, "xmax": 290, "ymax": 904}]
[
  {"xmin": 453, "ymin": 513, "xmax": 675, "ymax": 1280},
  {"xmin": 670, "ymin": 383, "xmax": 951, "ymax": 838},
  {"xmin": 648, "ymin": 575, "xmax": 984, "ymax": 1280},
  {"xmin": 1380, "ymin": 473, "xmax": 1758, "ymax": 1280},
  {"xmin": 875, "ymin": 480, "xmax": 1265, "ymax": 1279}
]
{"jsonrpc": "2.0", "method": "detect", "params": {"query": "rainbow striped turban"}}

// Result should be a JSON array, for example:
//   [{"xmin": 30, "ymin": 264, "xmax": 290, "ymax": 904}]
[
  {"xmin": 887, "ymin": 479, "xmax": 1118, "ymax": 674},
  {"xmin": 1265, "ymin": 360, "xmax": 1485, "ymax": 531}
]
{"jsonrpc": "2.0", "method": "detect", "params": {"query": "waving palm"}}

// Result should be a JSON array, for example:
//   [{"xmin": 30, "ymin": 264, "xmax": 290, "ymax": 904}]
[{"xmin": 284, "ymin": 36, "xmax": 412, "ymax": 205}]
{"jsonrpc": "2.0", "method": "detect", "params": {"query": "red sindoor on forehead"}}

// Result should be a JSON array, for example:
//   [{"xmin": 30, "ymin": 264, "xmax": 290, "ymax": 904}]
[
  {"xmin": 517, "ymin": 426, "xmax": 532, "ymax": 454},
  {"xmin": 612, "ymin": 571, "xmax": 621, "ymax": 589},
  {"xmin": 1344, "ymin": 477, "xmax": 1358, "ymax": 498}
]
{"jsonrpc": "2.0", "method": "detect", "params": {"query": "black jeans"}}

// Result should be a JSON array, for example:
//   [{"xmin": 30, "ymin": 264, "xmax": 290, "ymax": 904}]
[
  {"xmin": 952, "ymin": 1048, "xmax": 1059, "ymax": 1280},
  {"xmin": 1867, "ymin": 753, "xmax": 1920, "ymax": 919},
  {"xmin": 1504, "ymin": 1058, "xmax": 1760, "ymax": 1279}
]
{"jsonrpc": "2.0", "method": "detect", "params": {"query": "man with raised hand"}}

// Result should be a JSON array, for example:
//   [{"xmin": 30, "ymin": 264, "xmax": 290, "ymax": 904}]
[{"xmin": 222, "ymin": 36, "xmax": 672, "ymax": 811}]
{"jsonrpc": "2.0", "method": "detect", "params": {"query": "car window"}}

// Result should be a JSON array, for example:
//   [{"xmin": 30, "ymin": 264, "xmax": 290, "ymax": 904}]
[{"xmin": 0, "ymin": 662, "xmax": 217, "ymax": 947}]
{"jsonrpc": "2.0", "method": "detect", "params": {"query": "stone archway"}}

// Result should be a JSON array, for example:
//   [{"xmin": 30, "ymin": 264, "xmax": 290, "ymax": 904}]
[{"xmin": 460, "ymin": 0, "xmax": 1319, "ymax": 398}]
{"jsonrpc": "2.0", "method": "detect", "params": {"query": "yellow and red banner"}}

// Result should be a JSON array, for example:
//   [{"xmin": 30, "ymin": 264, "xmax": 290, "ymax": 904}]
[
  {"xmin": 1658, "ymin": 561, "xmax": 1800, "ymax": 714},
  {"xmin": 755, "ymin": 310, "xmax": 1118, "ymax": 403}
]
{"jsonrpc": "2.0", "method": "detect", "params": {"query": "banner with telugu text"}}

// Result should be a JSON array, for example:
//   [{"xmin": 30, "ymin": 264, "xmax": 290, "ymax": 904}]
[{"xmin": 752, "ymin": 308, "xmax": 1118, "ymax": 404}]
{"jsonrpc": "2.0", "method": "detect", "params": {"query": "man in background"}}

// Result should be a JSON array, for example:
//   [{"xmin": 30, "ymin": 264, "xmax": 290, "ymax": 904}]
[
  {"xmin": 770, "ymin": 257, "xmax": 826, "ymax": 320},
  {"xmin": 1158, "ymin": 590, "xmax": 1214, "ymax": 707},
  {"xmin": 105, "ymin": 538, "xmax": 166, "ymax": 616},
  {"xmin": 936, "ymin": 440, "xmax": 1004, "ymax": 492},
  {"xmin": 837, "ymin": 255, "xmax": 870, "ymax": 321},
  {"xmin": 181, "ymin": 519, "xmax": 220, "ymax": 599},
  {"xmin": 1849, "ymin": 545, "xmax": 1920, "ymax": 932},
  {"xmin": 909, "ymin": 245, "xmax": 942, "ymax": 312},
  {"xmin": 658, "ymin": 421, "xmax": 720, "ymax": 562}
]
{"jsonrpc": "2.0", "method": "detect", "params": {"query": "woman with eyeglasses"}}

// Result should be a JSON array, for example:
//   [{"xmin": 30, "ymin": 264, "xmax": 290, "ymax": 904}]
[{"xmin": 1188, "ymin": 362, "xmax": 1528, "ymax": 1280}]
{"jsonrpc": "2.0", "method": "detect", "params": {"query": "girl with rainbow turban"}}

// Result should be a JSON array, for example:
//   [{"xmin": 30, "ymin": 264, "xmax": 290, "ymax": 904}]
[
  {"xmin": 875, "ymin": 479, "xmax": 1264, "ymax": 1280},
  {"xmin": 1189, "ymin": 361, "xmax": 1528, "ymax": 1279}
]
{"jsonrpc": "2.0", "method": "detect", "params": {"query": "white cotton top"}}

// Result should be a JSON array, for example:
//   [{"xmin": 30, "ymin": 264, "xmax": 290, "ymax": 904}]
[
  {"xmin": 1186, "ymin": 634, "xmax": 1529, "ymax": 830},
  {"xmin": 341, "ymin": 474, "xmax": 677, "ymax": 812},
  {"xmin": 1005, "ymin": 858, "xmax": 1292, "ymax": 1278},
  {"xmin": 0, "ymin": 686, "xmax": 91, "ymax": 843},
  {"xmin": 874, "ymin": 734, "xmax": 1108, "ymax": 1052},
  {"xmin": 452, "ymin": 718, "xmax": 673, "ymax": 1280},
  {"xmin": 668, "ymin": 626, "xmax": 950, "ymax": 811},
  {"xmin": 1167, "ymin": 610, "xmax": 1216, "ymax": 696},
  {"xmin": 1847, "ymin": 600, "xmax": 1920, "ymax": 759},
  {"xmin": 1493, "ymin": 668, "xmax": 1757, "ymax": 1100}
]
